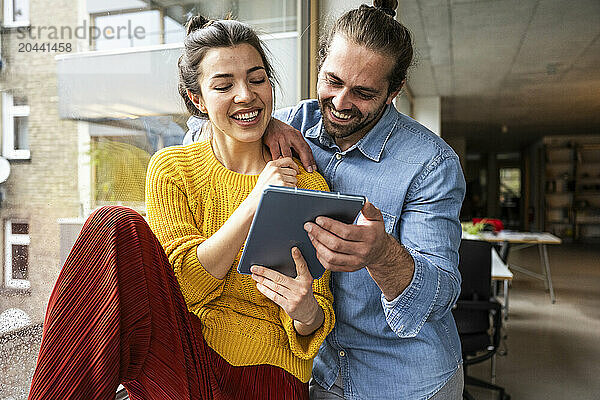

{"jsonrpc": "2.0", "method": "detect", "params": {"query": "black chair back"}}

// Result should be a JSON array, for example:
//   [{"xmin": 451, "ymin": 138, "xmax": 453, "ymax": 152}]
[
  {"xmin": 453, "ymin": 239, "xmax": 510, "ymax": 399},
  {"xmin": 455, "ymin": 239, "xmax": 493, "ymax": 337},
  {"xmin": 458, "ymin": 239, "xmax": 492, "ymax": 301}
]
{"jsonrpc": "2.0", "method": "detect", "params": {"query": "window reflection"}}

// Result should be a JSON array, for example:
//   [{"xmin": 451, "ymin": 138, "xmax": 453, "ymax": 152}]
[{"xmin": 0, "ymin": 1, "xmax": 303, "ymax": 397}]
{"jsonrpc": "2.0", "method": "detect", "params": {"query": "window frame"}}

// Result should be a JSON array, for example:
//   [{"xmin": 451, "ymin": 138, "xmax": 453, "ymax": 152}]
[
  {"xmin": 2, "ymin": 92, "xmax": 31, "ymax": 160},
  {"xmin": 3, "ymin": 0, "xmax": 30, "ymax": 28},
  {"xmin": 4, "ymin": 219, "xmax": 30, "ymax": 290}
]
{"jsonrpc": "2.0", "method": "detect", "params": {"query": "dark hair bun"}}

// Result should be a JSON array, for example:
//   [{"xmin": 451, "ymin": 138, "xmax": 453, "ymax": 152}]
[
  {"xmin": 373, "ymin": 0, "xmax": 398, "ymax": 16},
  {"xmin": 186, "ymin": 15, "xmax": 212, "ymax": 36}
]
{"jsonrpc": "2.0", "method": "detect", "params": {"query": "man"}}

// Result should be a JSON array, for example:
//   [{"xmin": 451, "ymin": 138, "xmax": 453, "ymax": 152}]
[{"xmin": 185, "ymin": 3, "xmax": 465, "ymax": 399}]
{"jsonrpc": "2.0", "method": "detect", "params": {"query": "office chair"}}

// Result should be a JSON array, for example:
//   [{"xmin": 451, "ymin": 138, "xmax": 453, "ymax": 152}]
[{"xmin": 453, "ymin": 239, "xmax": 510, "ymax": 400}]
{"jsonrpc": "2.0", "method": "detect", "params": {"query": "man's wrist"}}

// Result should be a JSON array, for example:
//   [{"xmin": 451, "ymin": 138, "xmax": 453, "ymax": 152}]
[{"xmin": 367, "ymin": 235, "xmax": 415, "ymax": 301}]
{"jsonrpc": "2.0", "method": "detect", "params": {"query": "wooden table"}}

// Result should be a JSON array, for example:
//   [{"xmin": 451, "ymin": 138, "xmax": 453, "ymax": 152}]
[{"xmin": 462, "ymin": 231, "xmax": 562, "ymax": 303}]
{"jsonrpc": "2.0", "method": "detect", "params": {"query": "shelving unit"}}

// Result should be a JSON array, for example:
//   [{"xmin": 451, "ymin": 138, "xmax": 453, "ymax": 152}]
[
  {"xmin": 542, "ymin": 137, "xmax": 600, "ymax": 242},
  {"xmin": 574, "ymin": 144, "xmax": 600, "ymax": 241},
  {"xmin": 544, "ymin": 143, "xmax": 576, "ymax": 239}
]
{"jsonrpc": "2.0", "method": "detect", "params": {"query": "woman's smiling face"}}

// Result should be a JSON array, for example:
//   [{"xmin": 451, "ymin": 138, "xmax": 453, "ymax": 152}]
[{"xmin": 196, "ymin": 43, "xmax": 273, "ymax": 144}]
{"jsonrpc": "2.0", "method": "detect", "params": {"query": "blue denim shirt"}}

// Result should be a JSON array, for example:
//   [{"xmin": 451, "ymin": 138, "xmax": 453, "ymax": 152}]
[{"xmin": 184, "ymin": 100, "xmax": 465, "ymax": 399}]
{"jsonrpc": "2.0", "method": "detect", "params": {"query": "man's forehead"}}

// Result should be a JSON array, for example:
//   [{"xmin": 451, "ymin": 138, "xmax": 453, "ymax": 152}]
[{"xmin": 322, "ymin": 35, "xmax": 393, "ymax": 88}]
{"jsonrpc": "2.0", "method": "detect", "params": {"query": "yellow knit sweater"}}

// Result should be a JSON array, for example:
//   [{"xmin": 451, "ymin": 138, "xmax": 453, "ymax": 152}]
[{"xmin": 145, "ymin": 139, "xmax": 335, "ymax": 383}]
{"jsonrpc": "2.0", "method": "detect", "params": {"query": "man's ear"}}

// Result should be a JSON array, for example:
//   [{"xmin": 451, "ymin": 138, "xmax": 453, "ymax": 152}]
[
  {"xmin": 385, "ymin": 79, "xmax": 405, "ymax": 105},
  {"xmin": 187, "ymin": 90, "xmax": 207, "ymax": 113}
]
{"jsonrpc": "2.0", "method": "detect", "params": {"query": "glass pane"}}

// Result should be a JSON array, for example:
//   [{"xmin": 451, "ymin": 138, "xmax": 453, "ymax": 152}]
[
  {"xmin": 164, "ymin": 14, "xmax": 185, "ymax": 44},
  {"xmin": 92, "ymin": 137, "xmax": 150, "ymax": 203},
  {"xmin": 14, "ymin": 116, "xmax": 29, "ymax": 150},
  {"xmin": 499, "ymin": 168, "xmax": 521, "ymax": 229},
  {"xmin": 12, "ymin": 95, "xmax": 28, "ymax": 106},
  {"xmin": 2, "ymin": 2, "xmax": 302, "ymax": 397},
  {"xmin": 13, "ymin": 0, "xmax": 29, "ymax": 22},
  {"xmin": 12, "ymin": 244, "xmax": 29, "ymax": 280},
  {"xmin": 238, "ymin": 0, "xmax": 297, "ymax": 33},
  {"xmin": 94, "ymin": 10, "xmax": 161, "ymax": 50},
  {"xmin": 499, "ymin": 168, "xmax": 521, "ymax": 198},
  {"xmin": 12, "ymin": 223, "xmax": 29, "ymax": 235},
  {"xmin": 87, "ymin": 0, "xmax": 147, "ymax": 14}
]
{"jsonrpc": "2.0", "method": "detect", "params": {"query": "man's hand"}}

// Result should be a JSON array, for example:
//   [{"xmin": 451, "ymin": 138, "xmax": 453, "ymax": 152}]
[
  {"xmin": 263, "ymin": 118, "xmax": 317, "ymax": 173},
  {"xmin": 304, "ymin": 201, "xmax": 415, "ymax": 300},
  {"xmin": 304, "ymin": 200, "xmax": 388, "ymax": 272}
]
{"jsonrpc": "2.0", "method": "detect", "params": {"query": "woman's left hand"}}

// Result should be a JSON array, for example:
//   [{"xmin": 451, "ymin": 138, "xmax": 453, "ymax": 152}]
[{"xmin": 251, "ymin": 247, "xmax": 323, "ymax": 334}]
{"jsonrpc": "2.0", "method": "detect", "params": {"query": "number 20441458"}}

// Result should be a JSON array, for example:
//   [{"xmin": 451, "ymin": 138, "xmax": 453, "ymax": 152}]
[{"xmin": 18, "ymin": 42, "xmax": 72, "ymax": 52}]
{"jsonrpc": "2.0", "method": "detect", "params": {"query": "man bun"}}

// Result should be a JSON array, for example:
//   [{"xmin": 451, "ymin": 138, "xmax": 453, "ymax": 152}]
[
  {"xmin": 373, "ymin": 0, "xmax": 398, "ymax": 17},
  {"xmin": 320, "ymin": 0, "xmax": 412, "ymax": 94}
]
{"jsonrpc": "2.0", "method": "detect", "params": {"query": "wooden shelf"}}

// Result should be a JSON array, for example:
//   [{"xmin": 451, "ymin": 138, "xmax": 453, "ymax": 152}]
[
  {"xmin": 543, "ymin": 138, "xmax": 600, "ymax": 241},
  {"xmin": 576, "ymin": 191, "xmax": 600, "ymax": 196}
]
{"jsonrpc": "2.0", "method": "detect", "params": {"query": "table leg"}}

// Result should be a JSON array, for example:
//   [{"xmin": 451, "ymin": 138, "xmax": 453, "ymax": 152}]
[
  {"xmin": 503, "ymin": 279, "xmax": 509, "ymax": 320},
  {"xmin": 541, "ymin": 244, "xmax": 556, "ymax": 303},
  {"xmin": 491, "ymin": 353, "xmax": 496, "ymax": 383},
  {"xmin": 538, "ymin": 245, "xmax": 549, "ymax": 290}
]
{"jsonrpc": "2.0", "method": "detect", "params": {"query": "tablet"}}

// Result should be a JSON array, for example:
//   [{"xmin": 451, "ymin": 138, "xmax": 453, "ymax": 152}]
[{"xmin": 237, "ymin": 186, "xmax": 365, "ymax": 279}]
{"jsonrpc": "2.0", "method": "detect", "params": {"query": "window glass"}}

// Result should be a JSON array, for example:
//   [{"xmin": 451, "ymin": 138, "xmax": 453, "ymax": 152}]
[
  {"xmin": 94, "ymin": 10, "xmax": 162, "ymax": 50},
  {"xmin": 499, "ymin": 167, "xmax": 522, "ymax": 229},
  {"xmin": 2, "ymin": 93, "xmax": 30, "ymax": 159},
  {"xmin": 12, "ymin": 0, "xmax": 30, "ymax": 24},
  {"xmin": 12, "ymin": 244, "xmax": 29, "ymax": 280},
  {"xmin": 164, "ymin": 15, "xmax": 185, "ymax": 44},
  {"xmin": 87, "ymin": 0, "xmax": 147, "ymax": 14},
  {"xmin": 11, "ymin": 223, "xmax": 29, "ymax": 235},
  {"xmin": 0, "ymin": 2, "xmax": 303, "ymax": 398},
  {"xmin": 14, "ymin": 116, "xmax": 29, "ymax": 150}
]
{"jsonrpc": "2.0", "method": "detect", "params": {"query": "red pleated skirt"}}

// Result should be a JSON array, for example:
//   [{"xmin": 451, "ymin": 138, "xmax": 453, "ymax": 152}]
[{"xmin": 28, "ymin": 206, "xmax": 308, "ymax": 400}]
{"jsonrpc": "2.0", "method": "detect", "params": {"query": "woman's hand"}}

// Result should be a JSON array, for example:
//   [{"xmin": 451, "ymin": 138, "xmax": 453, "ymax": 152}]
[
  {"xmin": 245, "ymin": 157, "xmax": 299, "ymax": 212},
  {"xmin": 251, "ymin": 247, "xmax": 324, "ymax": 336}
]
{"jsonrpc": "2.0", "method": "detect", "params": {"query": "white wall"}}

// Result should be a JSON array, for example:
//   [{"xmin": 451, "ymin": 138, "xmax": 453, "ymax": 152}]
[{"xmin": 413, "ymin": 96, "xmax": 441, "ymax": 136}]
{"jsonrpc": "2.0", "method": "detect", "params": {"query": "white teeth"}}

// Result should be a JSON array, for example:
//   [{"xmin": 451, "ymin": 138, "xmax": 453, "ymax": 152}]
[
  {"xmin": 331, "ymin": 108, "xmax": 352, "ymax": 120},
  {"xmin": 232, "ymin": 110, "xmax": 259, "ymax": 121}
]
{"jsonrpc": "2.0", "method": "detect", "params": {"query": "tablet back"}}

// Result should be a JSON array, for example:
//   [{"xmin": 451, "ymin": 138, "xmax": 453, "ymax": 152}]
[{"xmin": 237, "ymin": 186, "xmax": 365, "ymax": 279}]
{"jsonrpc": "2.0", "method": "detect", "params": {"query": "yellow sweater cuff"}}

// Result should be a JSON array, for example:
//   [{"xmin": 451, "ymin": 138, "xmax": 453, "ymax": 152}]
[{"xmin": 279, "ymin": 293, "xmax": 335, "ymax": 360}]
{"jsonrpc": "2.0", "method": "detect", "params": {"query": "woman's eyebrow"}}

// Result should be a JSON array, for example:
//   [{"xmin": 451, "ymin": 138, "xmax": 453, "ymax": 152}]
[
  {"xmin": 209, "ymin": 66, "xmax": 265, "ymax": 80},
  {"xmin": 247, "ymin": 66, "xmax": 265, "ymax": 74}
]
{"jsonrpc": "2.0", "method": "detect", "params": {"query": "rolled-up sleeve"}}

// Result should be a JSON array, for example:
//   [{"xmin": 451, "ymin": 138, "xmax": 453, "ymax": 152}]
[{"xmin": 381, "ymin": 154, "xmax": 465, "ymax": 338}]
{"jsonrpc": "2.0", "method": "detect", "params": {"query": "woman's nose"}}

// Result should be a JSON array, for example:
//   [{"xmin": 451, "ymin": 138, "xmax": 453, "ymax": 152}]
[{"xmin": 234, "ymin": 83, "xmax": 256, "ymax": 103}]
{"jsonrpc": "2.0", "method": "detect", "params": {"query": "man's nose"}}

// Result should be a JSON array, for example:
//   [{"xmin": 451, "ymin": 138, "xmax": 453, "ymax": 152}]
[
  {"xmin": 331, "ymin": 88, "xmax": 351, "ymax": 111},
  {"xmin": 234, "ymin": 83, "xmax": 256, "ymax": 103}
]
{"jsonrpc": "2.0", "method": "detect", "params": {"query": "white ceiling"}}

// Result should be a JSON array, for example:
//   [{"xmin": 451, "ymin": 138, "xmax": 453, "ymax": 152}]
[{"xmin": 399, "ymin": 0, "xmax": 600, "ymax": 150}]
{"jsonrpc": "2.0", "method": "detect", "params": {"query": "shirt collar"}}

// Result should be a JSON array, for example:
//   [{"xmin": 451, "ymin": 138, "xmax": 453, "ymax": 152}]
[{"xmin": 308, "ymin": 104, "xmax": 399, "ymax": 162}]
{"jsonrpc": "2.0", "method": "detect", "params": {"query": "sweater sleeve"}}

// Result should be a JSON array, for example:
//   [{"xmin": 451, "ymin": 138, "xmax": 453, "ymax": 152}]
[
  {"xmin": 279, "ymin": 271, "xmax": 335, "ymax": 360},
  {"xmin": 279, "ymin": 167, "xmax": 336, "ymax": 359},
  {"xmin": 145, "ymin": 148, "xmax": 225, "ymax": 309}
]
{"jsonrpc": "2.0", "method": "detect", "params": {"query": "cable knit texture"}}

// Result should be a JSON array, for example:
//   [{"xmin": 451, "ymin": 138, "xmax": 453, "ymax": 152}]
[{"xmin": 145, "ymin": 139, "xmax": 335, "ymax": 383}]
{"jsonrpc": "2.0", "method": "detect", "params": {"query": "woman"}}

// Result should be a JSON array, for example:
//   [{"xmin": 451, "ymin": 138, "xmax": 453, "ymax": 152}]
[{"xmin": 28, "ymin": 16, "xmax": 333, "ymax": 400}]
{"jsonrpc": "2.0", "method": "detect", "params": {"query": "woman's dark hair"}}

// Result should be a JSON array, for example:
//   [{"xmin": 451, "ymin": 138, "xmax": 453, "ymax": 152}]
[
  {"xmin": 319, "ymin": 0, "xmax": 413, "ymax": 94},
  {"xmin": 178, "ymin": 16, "xmax": 276, "ymax": 118}
]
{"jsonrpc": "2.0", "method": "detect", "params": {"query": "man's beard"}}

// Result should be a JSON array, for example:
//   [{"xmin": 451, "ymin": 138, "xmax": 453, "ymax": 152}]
[{"xmin": 319, "ymin": 98, "xmax": 387, "ymax": 141}]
